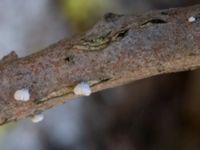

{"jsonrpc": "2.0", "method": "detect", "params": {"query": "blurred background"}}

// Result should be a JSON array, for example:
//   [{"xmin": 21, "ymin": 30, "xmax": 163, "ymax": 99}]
[{"xmin": 0, "ymin": 0, "xmax": 200, "ymax": 150}]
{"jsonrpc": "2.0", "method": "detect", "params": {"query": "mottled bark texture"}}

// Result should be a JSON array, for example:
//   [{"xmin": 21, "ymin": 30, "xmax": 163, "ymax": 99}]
[{"xmin": 1, "ymin": 4, "xmax": 200, "ymax": 125}]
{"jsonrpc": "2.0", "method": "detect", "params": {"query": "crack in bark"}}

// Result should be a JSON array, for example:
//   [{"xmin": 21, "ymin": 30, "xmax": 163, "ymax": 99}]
[{"xmin": 141, "ymin": 18, "xmax": 167, "ymax": 26}]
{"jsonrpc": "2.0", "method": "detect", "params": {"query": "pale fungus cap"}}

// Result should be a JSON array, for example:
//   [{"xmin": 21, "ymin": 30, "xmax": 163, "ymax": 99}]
[
  {"xmin": 31, "ymin": 114, "xmax": 44, "ymax": 123},
  {"xmin": 73, "ymin": 82, "xmax": 92, "ymax": 96},
  {"xmin": 188, "ymin": 16, "xmax": 196, "ymax": 22},
  {"xmin": 14, "ymin": 88, "xmax": 30, "ymax": 102}
]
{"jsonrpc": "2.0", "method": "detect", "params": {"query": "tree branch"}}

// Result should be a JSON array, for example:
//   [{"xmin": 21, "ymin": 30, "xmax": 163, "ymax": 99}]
[{"xmin": 1, "ymin": 4, "xmax": 200, "ymax": 125}]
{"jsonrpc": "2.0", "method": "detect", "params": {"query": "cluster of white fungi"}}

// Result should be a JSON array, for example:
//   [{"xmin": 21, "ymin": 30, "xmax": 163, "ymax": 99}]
[{"xmin": 13, "ymin": 82, "xmax": 91, "ymax": 123}]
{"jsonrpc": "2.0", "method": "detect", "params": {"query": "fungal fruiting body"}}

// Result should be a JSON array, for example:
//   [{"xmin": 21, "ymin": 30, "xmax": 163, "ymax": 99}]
[
  {"xmin": 73, "ymin": 82, "xmax": 92, "ymax": 96},
  {"xmin": 14, "ymin": 88, "xmax": 30, "ymax": 101},
  {"xmin": 188, "ymin": 16, "xmax": 196, "ymax": 22},
  {"xmin": 31, "ymin": 114, "xmax": 44, "ymax": 123}
]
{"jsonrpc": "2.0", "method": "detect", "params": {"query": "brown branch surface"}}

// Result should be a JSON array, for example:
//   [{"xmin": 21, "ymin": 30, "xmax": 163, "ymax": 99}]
[{"xmin": 1, "ymin": 4, "xmax": 200, "ymax": 125}]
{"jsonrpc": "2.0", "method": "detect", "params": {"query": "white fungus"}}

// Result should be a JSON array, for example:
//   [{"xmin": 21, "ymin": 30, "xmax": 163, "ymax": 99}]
[
  {"xmin": 188, "ymin": 16, "xmax": 196, "ymax": 22},
  {"xmin": 14, "ymin": 88, "xmax": 30, "ymax": 101},
  {"xmin": 31, "ymin": 114, "xmax": 44, "ymax": 123},
  {"xmin": 73, "ymin": 82, "xmax": 92, "ymax": 96}
]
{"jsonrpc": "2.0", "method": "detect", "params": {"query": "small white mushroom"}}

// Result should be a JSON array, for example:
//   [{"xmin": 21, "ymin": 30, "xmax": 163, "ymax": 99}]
[
  {"xmin": 73, "ymin": 82, "xmax": 92, "ymax": 96},
  {"xmin": 188, "ymin": 16, "xmax": 196, "ymax": 22},
  {"xmin": 14, "ymin": 88, "xmax": 30, "ymax": 102},
  {"xmin": 31, "ymin": 114, "xmax": 44, "ymax": 123}
]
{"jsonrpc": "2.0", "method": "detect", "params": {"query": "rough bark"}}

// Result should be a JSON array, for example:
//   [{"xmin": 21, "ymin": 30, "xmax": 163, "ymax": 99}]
[{"xmin": 1, "ymin": 4, "xmax": 200, "ymax": 125}]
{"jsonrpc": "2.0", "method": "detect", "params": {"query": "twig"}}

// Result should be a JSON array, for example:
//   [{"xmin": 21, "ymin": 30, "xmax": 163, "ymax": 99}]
[{"xmin": 1, "ymin": 4, "xmax": 200, "ymax": 125}]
